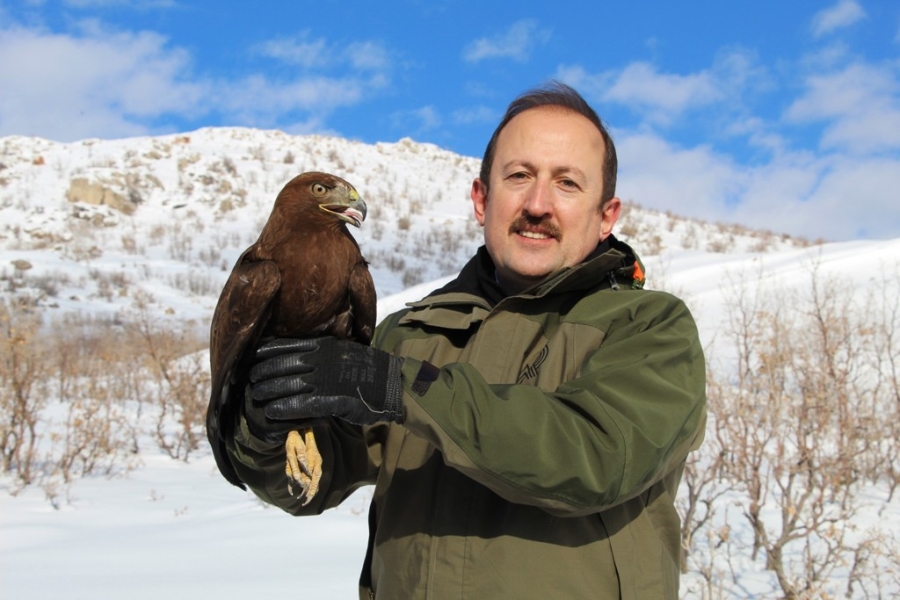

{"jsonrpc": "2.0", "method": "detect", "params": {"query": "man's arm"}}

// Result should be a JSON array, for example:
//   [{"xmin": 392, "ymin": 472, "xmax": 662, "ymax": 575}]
[
  {"xmin": 241, "ymin": 292, "xmax": 706, "ymax": 517},
  {"xmin": 396, "ymin": 291, "xmax": 706, "ymax": 517}
]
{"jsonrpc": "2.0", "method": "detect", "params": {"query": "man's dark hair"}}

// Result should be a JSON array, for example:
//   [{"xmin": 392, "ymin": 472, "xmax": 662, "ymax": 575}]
[{"xmin": 479, "ymin": 81, "xmax": 618, "ymax": 204}]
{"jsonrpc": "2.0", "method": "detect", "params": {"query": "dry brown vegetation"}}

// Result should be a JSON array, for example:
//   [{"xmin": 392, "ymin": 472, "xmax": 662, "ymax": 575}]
[
  {"xmin": 0, "ymin": 293, "xmax": 207, "ymax": 507},
  {"xmin": 679, "ymin": 260, "xmax": 900, "ymax": 599}
]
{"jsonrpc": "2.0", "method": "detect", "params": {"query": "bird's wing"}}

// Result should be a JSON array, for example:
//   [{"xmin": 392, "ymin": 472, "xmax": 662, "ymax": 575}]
[
  {"xmin": 207, "ymin": 254, "xmax": 281, "ymax": 489},
  {"xmin": 348, "ymin": 260, "xmax": 377, "ymax": 345}
]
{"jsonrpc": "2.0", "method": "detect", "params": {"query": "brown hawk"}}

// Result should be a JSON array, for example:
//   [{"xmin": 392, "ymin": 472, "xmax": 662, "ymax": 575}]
[{"xmin": 206, "ymin": 171, "xmax": 376, "ymax": 504}]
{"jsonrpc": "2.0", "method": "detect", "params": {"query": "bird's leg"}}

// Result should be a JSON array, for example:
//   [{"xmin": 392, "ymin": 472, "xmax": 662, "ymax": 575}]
[
  {"xmin": 284, "ymin": 427, "xmax": 323, "ymax": 506},
  {"xmin": 302, "ymin": 428, "xmax": 322, "ymax": 500},
  {"xmin": 285, "ymin": 430, "xmax": 309, "ymax": 493}
]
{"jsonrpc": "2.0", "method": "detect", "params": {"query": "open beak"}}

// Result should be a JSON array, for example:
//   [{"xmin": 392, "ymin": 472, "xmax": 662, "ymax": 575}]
[{"xmin": 320, "ymin": 188, "xmax": 367, "ymax": 228}]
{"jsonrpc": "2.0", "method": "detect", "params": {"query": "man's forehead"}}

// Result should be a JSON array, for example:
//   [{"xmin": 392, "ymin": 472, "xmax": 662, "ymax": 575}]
[
  {"xmin": 498, "ymin": 106, "xmax": 604, "ymax": 145},
  {"xmin": 493, "ymin": 107, "xmax": 606, "ymax": 174}
]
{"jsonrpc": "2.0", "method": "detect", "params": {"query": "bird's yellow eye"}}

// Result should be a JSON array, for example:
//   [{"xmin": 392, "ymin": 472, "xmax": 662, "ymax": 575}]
[{"xmin": 312, "ymin": 183, "xmax": 329, "ymax": 196}]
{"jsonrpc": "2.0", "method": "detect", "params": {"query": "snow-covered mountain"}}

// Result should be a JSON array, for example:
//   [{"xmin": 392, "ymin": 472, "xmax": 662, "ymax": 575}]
[{"xmin": 1, "ymin": 127, "xmax": 812, "ymax": 331}]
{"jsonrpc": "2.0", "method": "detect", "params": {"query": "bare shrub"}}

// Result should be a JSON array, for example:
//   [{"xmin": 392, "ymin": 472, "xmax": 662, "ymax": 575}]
[
  {"xmin": 0, "ymin": 299, "xmax": 46, "ymax": 488},
  {"xmin": 26, "ymin": 272, "xmax": 64, "ymax": 298},
  {"xmin": 681, "ymin": 225, "xmax": 699, "ymax": 250},
  {"xmin": 380, "ymin": 251, "xmax": 405, "ymax": 273},
  {"xmin": 148, "ymin": 224, "xmax": 166, "ymax": 245},
  {"xmin": 678, "ymin": 408, "xmax": 729, "ymax": 575},
  {"xmin": 52, "ymin": 394, "xmax": 134, "ymax": 484},
  {"xmin": 129, "ymin": 293, "xmax": 208, "ymax": 461},
  {"xmin": 643, "ymin": 233, "xmax": 664, "ymax": 256},
  {"xmin": 70, "ymin": 243, "xmax": 103, "ymax": 263},
  {"xmin": 402, "ymin": 266, "xmax": 425, "ymax": 288},
  {"xmin": 221, "ymin": 157, "xmax": 237, "ymax": 176},
  {"xmin": 198, "ymin": 247, "xmax": 222, "ymax": 268},
  {"xmin": 707, "ymin": 236, "xmax": 733, "ymax": 253},
  {"xmin": 23, "ymin": 313, "xmax": 140, "ymax": 495},
  {"xmin": 121, "ymin": 234, "xmax": 140, "ymax": 254},
  {"xmin": 617, "ymin": 221, "xmax": 639, "ymax": 239},
  {"xmin": 88, "ymin": 269, "xmax": 129, "ymax": 302},
  {"xmin": 168, "ymin": 271, "xmax": 218, "ymax": 296},
  {"xmin": 684, "ymin": 260, "xmax": 900, "ymax": 598},
  {"xmin": 167, "ymin": 228, "xmax": 193, "ymax": 262},
  {"xmin": 1, "ymin": 292, "xmax": 210, "ymax": 502}
]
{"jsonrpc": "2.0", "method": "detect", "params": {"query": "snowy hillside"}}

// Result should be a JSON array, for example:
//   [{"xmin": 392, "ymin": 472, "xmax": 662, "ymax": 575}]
[{"xmin": 1, "ymin": 127, "xmax": 811, "ymax": 330}]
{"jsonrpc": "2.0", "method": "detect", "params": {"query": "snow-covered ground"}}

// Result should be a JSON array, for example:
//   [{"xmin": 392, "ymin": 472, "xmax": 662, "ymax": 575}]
[
  {"xmin": 2, "ymin": 454, "xmax": 371, "ymax": 598},
  {"xmin": 4, "ymin": 239, "xmax": 898, "ymax": 599}
]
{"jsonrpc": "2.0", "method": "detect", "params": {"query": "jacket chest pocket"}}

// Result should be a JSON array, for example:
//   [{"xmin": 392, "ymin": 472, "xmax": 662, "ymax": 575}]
[
  {"xmin": 398, "ymin": 310, "xmax": 606, "ymax": 390},
  {"xmin": 512, "ymin": 321, "xmax": 608, "ymax": 391}
]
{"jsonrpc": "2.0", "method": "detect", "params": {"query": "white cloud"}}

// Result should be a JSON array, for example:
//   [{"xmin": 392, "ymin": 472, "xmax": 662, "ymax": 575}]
[
  {"xmin": 462, "ymin": 19, "xmax": 551, "ymax": 63},
  {"xmin": 732, "ymin": 155, "xmax": 900, "ymax": 241},
  {"xmin": 786, "ymin": 61, "xmax": 900, "ymax": 153},
  {"xmin": 557, "ymin": 50, "xmax": 763, "ymax": 125},
  {"xmin": 616, "ymin": 133, "xmax": 746, "ymax": 219},
  {"xmin": 254, "ymin": 34, "xmax": 330, "ymax": 69},
  {"xmin": 254, "ymin": 34, "xmax": 391, "ymax": 72},
  {"xmin": 0, "ymin": 20, "xmax": 392, "ymax": 141},
  {"xmin": 790, "ymin": 158, "xmax": 900, "ymax": 239},
  {"xmin": 452, "ymin": 105, "xmax": 497, "ymax": 125},
  {"xmin": 281, "ymin": 115, "xmax": 336, "ymax": 137},
  {"xmin": 0, "ymin": 22, "xmax": 206, "ymax": 140},
  {"xmin": 617, "ymin": 130, "xmax": 900, "ymax": 241},
  {"xmin": 605, "ymin": 63, "xmax": 722, "ymax": 117},
  {"xmin": 218, "ymin": 75, "xmax": 368, "ymax": 120},
  {"xmin": 346, "ymin": 41, "xmax": 391, "ymax": 71},
  {"xmin": 555, "ymin": 47, "xmax": 899, "ymax": 241},
  {"xmin": 811, "ymin": 0, "xmax": 866, "ymax": 38}
]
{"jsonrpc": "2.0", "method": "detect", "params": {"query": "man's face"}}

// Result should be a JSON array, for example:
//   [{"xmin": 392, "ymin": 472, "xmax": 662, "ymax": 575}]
[{"xmin": 471, "ymin": 106, "xmax": 621, "ymax": 293}]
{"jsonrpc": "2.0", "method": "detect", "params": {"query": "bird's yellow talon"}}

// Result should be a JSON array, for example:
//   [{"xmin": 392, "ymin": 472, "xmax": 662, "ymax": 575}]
[{"xmin": 285, "ymin": 428, "xmax": 323, "ymax": 506}]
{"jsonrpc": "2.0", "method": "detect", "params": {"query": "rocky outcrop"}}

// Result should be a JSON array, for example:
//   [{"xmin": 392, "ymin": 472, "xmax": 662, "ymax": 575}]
[{"xmin": 66, "ymin": 178, "xmax": 136, "ymax": 215}]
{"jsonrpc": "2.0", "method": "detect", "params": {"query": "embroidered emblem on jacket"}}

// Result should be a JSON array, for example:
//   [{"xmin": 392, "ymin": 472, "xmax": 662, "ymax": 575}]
[{"xmin": 517, "ymin": 346, "xmax": 549, "ymax": 383}]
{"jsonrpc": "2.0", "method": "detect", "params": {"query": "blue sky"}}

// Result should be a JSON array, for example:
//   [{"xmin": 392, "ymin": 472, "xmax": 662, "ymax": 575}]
[{"xmin": 1, "ymin": 0, "xmax": 899, "ymax": 242}]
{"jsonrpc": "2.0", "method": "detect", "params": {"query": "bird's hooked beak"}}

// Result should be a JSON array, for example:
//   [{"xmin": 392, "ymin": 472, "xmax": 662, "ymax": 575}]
[{"xmin": 320, "ymin": 187, "xmax": 367, "ymax": 228}]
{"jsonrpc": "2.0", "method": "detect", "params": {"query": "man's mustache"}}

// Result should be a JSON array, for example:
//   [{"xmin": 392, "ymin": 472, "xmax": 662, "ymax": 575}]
[{"xmin": 508, "ymin": 215, "xmax": 561, "ymax": 240}]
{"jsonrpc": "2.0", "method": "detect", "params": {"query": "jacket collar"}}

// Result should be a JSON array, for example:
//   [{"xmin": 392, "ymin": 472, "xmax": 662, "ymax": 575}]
[{"xmin": 399, "ymin": 235, "xmax": 645, "ymax": 330}]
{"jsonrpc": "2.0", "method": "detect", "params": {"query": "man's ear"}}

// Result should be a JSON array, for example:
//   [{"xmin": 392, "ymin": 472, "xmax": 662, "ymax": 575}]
[
  {"xmin": 599, "ymin": 197, "xmax": 621, "ymax": 241},
  {"xmin": 471, "ymin": 178, "xmax": 488, "ymax": 226}
]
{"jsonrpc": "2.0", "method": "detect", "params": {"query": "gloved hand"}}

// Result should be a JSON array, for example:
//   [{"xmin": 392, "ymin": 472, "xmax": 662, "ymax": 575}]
[{"xmin": 246, "ymin": 337, "xmax": 406, "ymax": 430}]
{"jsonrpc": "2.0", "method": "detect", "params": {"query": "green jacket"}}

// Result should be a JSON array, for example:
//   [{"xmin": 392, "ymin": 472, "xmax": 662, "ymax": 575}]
[{"xmin": 227, "ymin": 237, "xmax": 707, "ymax": 599}]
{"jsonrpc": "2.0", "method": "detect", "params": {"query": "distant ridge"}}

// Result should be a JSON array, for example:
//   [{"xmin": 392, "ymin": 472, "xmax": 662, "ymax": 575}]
[{"xmin": 0, "ymin": 127, "xmax": 811, "ymax": 326}]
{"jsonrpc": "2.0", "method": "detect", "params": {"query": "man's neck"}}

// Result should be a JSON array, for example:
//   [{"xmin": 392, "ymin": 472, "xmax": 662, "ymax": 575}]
[{"xmin": 488, "ymin": 237, "xmax": 614, "ymax": 298}]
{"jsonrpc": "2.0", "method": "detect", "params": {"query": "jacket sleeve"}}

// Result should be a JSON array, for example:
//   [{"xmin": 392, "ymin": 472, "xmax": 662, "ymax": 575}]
[
  {"xmin": 396, "ymin": 291, "xmax": 707, "ymax": 517},
  {"xmin": 225, "ymin": 411, "xmax": 384, "ymax": 516}
]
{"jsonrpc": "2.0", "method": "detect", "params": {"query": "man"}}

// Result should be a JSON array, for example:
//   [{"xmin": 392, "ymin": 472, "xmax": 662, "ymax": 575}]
[{"xmin": 225, "ymin": 82, "xmax": 707, "ymax": 598}]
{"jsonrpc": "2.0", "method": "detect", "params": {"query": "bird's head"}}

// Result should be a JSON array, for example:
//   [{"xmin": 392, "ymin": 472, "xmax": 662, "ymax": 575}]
[{"xmin": 278, "ymin": 172, "xmax": 367, "ymax": 228}]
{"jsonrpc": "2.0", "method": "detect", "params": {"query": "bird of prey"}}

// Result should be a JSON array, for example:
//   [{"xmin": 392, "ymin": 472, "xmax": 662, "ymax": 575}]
[{"xmin": 206, "ymin": 171, "xmax": 376, "ymax": 504}]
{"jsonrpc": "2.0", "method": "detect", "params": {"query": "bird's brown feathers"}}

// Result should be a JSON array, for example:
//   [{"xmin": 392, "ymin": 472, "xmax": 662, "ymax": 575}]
[{"xmin": 207, "ymin": 172, "xmax": 376, "ymax": 489}]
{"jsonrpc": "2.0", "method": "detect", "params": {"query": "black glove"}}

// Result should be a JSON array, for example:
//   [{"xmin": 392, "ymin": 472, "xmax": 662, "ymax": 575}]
[
  {"xmin": 242, "ymin": 377, "xmax": 302, "ymax": 444},
  {"xmin": 247, "ymin": 337, "xmax": 406, "ymax": 428}
]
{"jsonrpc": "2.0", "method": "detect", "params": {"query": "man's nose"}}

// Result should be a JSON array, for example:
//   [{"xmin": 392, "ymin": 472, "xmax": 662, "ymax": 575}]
[{"xmin": 522, "ymin": 179, "xmax": 552, "ymax": 217}]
